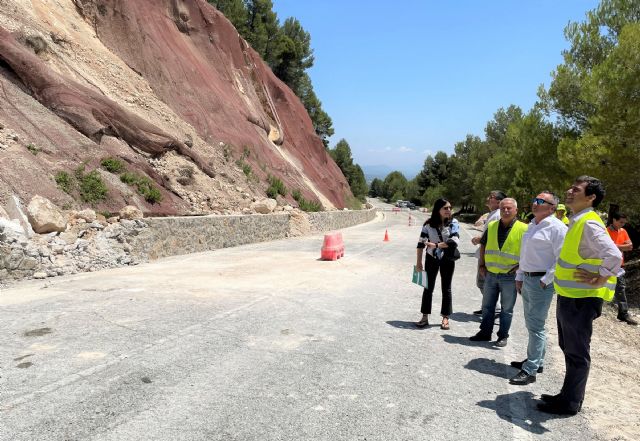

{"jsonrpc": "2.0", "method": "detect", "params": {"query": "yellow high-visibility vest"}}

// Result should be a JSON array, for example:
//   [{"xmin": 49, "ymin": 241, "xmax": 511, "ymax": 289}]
[
  {"xmin": 554, "ymin": 211, "xmax": 616, "ymax": 301},
  {"xmin": 484, "ymin": 220, "xmax": 528, "ymax": 274}
]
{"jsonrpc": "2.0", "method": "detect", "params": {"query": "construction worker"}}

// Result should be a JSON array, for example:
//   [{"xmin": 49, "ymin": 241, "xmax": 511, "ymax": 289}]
[
  {"xmin": 555, "ymin": 204, "xmax": 570, "ymax": 226},
  {"xmin": 538, "ymin": 176, "xmax": 623, "ymax": 416},
  {"xmin": 607, "ymin": 213, "xmax": 638, "ymax": 325}
]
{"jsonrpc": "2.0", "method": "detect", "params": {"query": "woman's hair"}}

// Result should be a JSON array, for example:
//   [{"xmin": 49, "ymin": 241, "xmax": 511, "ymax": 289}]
[{"xmin": 425, "ymin": 198, "xmax": 451, "ymax": 228}]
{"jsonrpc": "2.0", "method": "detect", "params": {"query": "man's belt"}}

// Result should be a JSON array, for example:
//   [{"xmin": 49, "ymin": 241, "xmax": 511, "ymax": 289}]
[{"xmin": 523, "ymin": 271, "xmax": 546, "ymax": 277}]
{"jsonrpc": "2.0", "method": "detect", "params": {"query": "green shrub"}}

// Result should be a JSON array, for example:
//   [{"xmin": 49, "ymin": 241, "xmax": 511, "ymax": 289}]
[
  {"xmin": 27, "ymin": 143, "xmax": 40, "ymax": 155},
  {"xmin": 120, "ymin": 172, "xmax": 138, "ymax": 185},
  {"xmin": 266, "ymin": 175, "xmax": 286, "ymax": 198},
  {"xmin": 292, "ymin": 188, "xmax": 322, "ymax": 212},
  {"xmin": 55, "ymin": 171, "xmax": 73, "ymax": 194},
  {"xmin": 78, "ymin": 170, "xmax": 108, "ymax": 203},
  {"xmin": 101, "ymin": 157, "xmax": 125, "ymax": 173},
  {"xmin": 235, "ymin": 159, "xmax": 253, "ymax": 178},
  {"xmin": 298, "ymin": 198, "xmax": 322, "ymax": 212},
  {"xmin": 120, "ymin": 172, "xmax": 162, "ymax": 204}
]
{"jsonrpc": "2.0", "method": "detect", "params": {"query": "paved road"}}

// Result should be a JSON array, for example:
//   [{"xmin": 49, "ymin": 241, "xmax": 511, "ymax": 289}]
[{"xmin": 0, "ymin": 202, "xmax": 597, "ymax": 440}]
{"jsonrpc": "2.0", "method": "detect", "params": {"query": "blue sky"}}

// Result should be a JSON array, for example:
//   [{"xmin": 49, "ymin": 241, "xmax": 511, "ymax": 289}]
[{"xmin": 271, "ymin": 0, "xmax": 600, "ymax": 177}]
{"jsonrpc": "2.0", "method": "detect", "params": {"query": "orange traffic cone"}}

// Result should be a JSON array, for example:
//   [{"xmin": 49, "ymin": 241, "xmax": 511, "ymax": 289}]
[{"xmin": 383, "ymin": 229, "xmax": 390, "ymax": 242}]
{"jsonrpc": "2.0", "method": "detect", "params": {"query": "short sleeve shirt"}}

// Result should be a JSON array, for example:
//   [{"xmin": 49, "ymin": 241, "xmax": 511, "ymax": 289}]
[{"xmin": 607, "ymin": 226, "xmax": 630, "ymax": 265}]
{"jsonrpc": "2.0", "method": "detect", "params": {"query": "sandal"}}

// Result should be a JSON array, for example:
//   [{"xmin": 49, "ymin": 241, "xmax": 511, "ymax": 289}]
[
  {"xmin": 440, "ymin": 317, "xmax": 450, "ymax": 330},
  {"xmin": 416, "ymin": 316, "xmax": 429, "ymax": 328}
]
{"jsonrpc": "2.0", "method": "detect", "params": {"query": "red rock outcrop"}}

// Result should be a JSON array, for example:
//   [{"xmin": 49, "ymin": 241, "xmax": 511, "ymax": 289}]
[{"xmin": 0, "ymin": 0, "xmax": 351, "ymax": 215}]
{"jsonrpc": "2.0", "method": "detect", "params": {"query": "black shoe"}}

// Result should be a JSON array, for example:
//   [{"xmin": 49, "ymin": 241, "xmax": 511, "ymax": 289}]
[
  {"xmin": 415, "ymin": 317, "xmax": 429, "ymax": 328},
  {"xmin": 469, "ymin": 332, "xmax": 491, "ymax": 341},
  {"xmin": 511, "ymin": 359, "xmax": 544, "ymax": 373},
  {"xmin": 509, "ymin": 370, "xmax": 536, "ymax": 385},
  {"xmin": 618, "ymin": 314, "xmax": 639, "ymax": 326},
  {"xmin": 473, "ymin": 309, "xmax": 483, "ymax": 316},
  {"xmin": 540, "ymin": 393, "xmax": 561, "ymax": 403},
  {"xmin": 540, "ymin": 394, "xmax": 584, "ymax": 411},
  {"xmin": 537, "ymin": 401, "xmax": 578, "ymax": 416},
  {"xmin": 494, "ymin": 337, "xmax": 508, "ymax": 348}
]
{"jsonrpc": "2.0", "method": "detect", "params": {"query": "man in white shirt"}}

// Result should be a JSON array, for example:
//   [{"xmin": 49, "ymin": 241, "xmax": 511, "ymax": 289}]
[
  {"xmin": 509, "ymin": 191, "xmax": 567, "ymax": 385},
  {"xmin": 472, "ymin": 190, "xmax": 506, "ymax": 315}
]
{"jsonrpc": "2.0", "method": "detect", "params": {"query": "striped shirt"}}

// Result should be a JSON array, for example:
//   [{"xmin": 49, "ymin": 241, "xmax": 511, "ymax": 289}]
[{"xmin": 417, "ymin": 219, "xmax": 461, "ymax": 259}]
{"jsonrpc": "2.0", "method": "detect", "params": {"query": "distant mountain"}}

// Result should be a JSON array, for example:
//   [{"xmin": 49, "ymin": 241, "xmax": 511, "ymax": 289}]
[{"xmin": 362, "ymin": 164, "xmax": 421, "ymax": 182}]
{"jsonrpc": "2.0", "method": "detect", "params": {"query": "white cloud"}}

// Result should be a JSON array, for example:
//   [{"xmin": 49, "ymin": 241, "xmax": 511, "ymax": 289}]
[{"xmin": 367, "ymin": 146, "xmax": 414, "ymax": 153}]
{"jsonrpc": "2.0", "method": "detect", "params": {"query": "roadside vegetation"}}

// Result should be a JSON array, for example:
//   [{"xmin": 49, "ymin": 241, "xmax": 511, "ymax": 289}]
[
  {"xmin": 292, "ymin": 189, "xmax": 322, "ymax": 212},
  {"xmin": 369, "ymin": 0, "xmax": 640, "ymax": 222},
  {"xmin": 100, "ymin": 156, "xmax": 163, "ymax": 204}
]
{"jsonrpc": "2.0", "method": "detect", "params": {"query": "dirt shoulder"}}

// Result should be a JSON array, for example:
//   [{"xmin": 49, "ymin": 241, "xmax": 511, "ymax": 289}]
[{"xmin": 546, "ymin": 300, "xmax": 640, "ymax": 440}]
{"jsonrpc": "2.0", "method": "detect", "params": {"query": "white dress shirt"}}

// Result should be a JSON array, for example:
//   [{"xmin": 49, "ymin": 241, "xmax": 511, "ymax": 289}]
[
  {"xmin": 516, "ymin": 214, "xmax": 567, "ymax": 285},
  {"xmin": 475, "ymin": 209, "xmax": 500, "ymax": 258},
  {"xmin": 571, "ymin": 208, "xmax": 624, "ymax": 277}
]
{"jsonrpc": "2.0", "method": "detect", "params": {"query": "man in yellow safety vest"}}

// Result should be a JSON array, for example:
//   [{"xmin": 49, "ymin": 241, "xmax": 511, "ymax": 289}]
[
  {"xmin": 469, "ymin": 198, "xmax": 528, "ymax": 347},
  {"xmin": 537, "ymin": 176, "xmax": 623, "ymax": 416}
]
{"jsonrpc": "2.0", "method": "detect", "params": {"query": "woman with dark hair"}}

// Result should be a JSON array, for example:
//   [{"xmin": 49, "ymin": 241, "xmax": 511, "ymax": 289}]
[{"xmin": 415, "ymin": 198, "xmax": 460, "ymax": 329}]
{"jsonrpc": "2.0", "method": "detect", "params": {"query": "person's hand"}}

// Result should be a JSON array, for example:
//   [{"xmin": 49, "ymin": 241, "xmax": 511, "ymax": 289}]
[
  {"xmin": 437, "ymin": 242, "xmax": 449, "ymax": 249},
  {"xmin": 516, "ymin": 280, "xmax": 523, "ymax": 294},
  {"xmin": 426, "ymin": 242, "xmax": 437, "ymax": 249},
  {"xmin": 471, "ymin": 236, "xmax": 481, "ymax": 245},
  {"xmin": 479, "ymin": 264, "xmax": 487, "ymax": 277},
  {"xmin": 575, "ymin": 269, "xmax": 608, "ymax": 286},
  {"xmin": 540, "ymin": 281, "xmax": 547, "ymax": 289},
  {"xmin": 416, "ymin": 263, "xmax": 424, "ymax": 272}
]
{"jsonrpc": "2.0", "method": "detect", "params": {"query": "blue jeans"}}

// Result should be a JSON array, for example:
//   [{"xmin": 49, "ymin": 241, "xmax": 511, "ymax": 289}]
[
  {"xmin": 480, "ymin": 272, "xmax": 517, "ymax": 339},
  {"xmin": 521, "ymin": 275, "xmax": 555, "ymax": 375}
]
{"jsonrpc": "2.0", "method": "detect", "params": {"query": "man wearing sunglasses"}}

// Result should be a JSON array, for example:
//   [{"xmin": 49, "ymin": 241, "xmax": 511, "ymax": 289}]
[
  {"xmin": 537, "ymin": 176, "xmax": 623, "ymax": 416},
  {"xmin": 509, "ymin": 192, "xmax": 566, "ymax": 385}
]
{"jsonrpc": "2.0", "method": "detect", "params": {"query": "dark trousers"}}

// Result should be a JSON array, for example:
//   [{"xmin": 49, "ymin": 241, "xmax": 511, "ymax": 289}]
[
  {"xmin": 556, "ymin": 295, "xmax": 603, "ymax": 411},
  {"xmin": 420, "ymin": 254, "xmax": 454, "ymax": 316},
  {"xmin": 613, "ymin": 274, "xmax": 629, "ymax": 316}
]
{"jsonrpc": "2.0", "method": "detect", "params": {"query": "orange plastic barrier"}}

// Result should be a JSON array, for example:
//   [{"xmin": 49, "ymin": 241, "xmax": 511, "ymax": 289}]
[{"xmin": 321, "ymin": 231, "xmax": 344, "ymax": 261}]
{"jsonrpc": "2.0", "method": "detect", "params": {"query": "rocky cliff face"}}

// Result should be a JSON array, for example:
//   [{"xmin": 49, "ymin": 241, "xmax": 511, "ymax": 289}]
[{"xmin": 0, "ymin": 0, "xmax": 350, "ymax": 216}]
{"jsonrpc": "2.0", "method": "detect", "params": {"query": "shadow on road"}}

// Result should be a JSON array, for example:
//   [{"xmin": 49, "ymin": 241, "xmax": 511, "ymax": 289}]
[
  {"xmin": 464, "ymin": 357, "xmax": 512, "ymax": 378},
  {"xmin": 477, "ymin": 391, "xmax": 562, "ymax": 434},
  {"xmin": 386, "ymin": 320, "xmax": 433, "ymax": 330},
  {"xmin": 449, "ymin": 312, "xmax": 480, "ymax": 323},
  {"xmin": 441, "ymin": 334, "xmax": 500, "ymax": 349}
]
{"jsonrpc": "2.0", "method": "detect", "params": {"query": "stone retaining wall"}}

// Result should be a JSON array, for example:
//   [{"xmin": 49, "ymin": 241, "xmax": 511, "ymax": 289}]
[
  {"xmin": 129, "ymin": 213, "xmax": 291, "ymax": 260},
  {"xmin": 130, "ymin": 208, "xmax": 376, "ymax": 259},
  {"xmin": 1, "ymin": 208, "xmax": 377, "ymax": 282},
  {"xmin": 307, "ymin": 208, "xmax": 377, "ymax": 232}
]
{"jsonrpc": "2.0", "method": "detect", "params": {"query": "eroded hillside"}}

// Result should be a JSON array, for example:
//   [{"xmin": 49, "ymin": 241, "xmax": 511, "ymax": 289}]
[{"xmin": 0, "ymin": 0, "xmax": 351, "ymax": 215}]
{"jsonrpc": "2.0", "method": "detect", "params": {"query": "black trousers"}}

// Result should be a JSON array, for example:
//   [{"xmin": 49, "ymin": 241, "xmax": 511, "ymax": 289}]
[
  {"xmin": 556, "ymin": 295, "xmax": 603, "ymax": 411},
  {"xmin": 420, "ymin": 254, "xmax": 455, "ymax": 316}
]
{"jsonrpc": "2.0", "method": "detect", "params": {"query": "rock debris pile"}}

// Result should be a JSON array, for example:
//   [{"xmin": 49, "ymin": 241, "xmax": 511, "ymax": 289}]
[{"xmin": 0, "ymin": 196, "xmax": 148, "ymax": 284}]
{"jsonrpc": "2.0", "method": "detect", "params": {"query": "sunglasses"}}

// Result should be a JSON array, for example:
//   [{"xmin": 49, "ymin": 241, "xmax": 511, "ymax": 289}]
[{"xmin": 532, "ymin": 197, "xmax": 553, "ymax": 205}]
